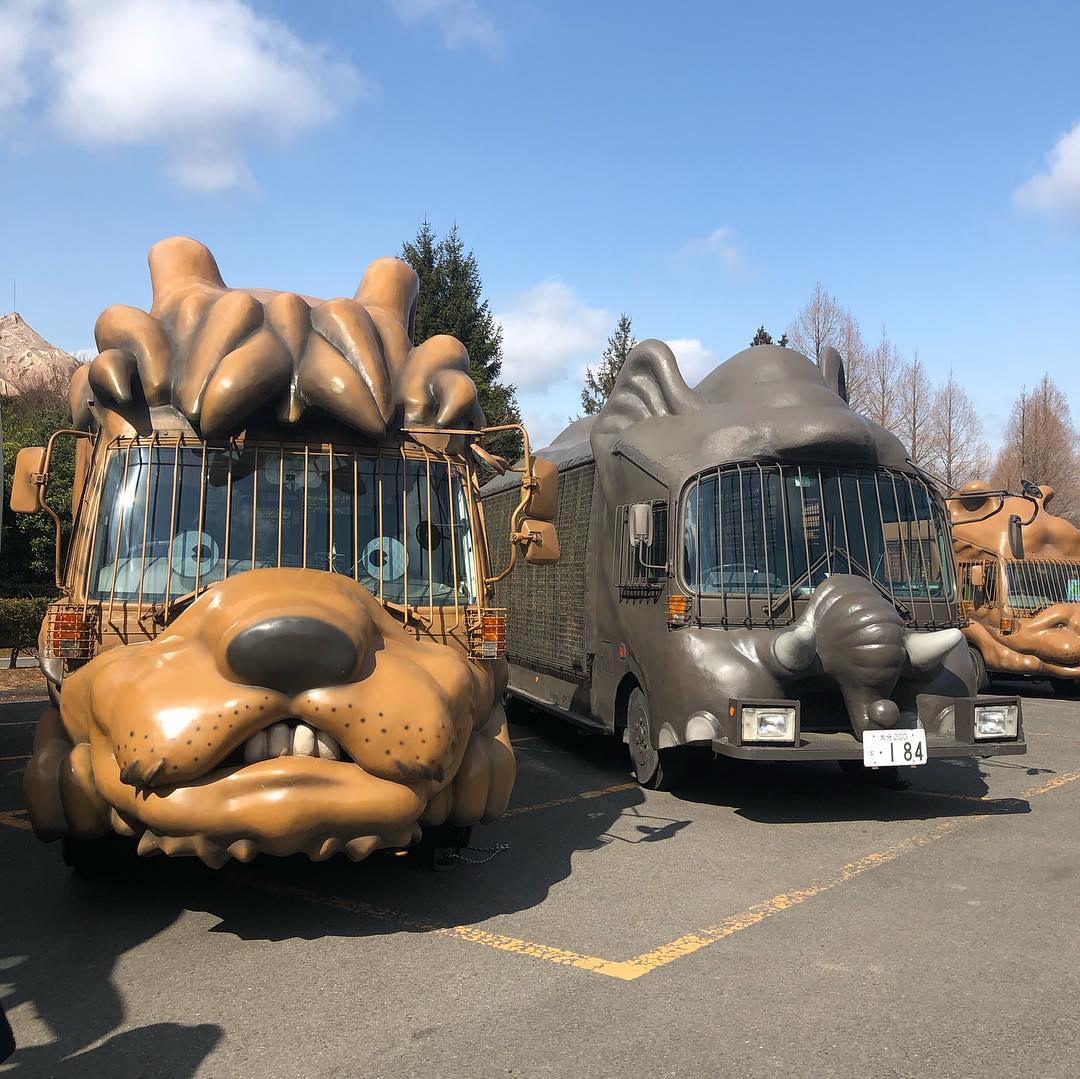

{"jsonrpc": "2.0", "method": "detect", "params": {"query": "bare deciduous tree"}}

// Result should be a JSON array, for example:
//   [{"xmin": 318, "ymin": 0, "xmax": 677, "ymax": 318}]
[
  {"xmin": 894, "ymin": 350, "xmax": 937, "ymax": 466},
  {"xmin": 992, "ymin": 375, "xmax": 1080, "ymax": 522},
  {"xmin": 786, "ymin": 281, "xmax": 844, "ymax": 363},
  {"xmin": 930, "ymin": 371, "xmax": 989, "ymax": 489},
  {"xmin": 861, "ymin": 326, "xmax": 904, "ymax": 434},
  {"xmin": 838, "ymin": 310, "xmax": 868, "ymax": 414}
]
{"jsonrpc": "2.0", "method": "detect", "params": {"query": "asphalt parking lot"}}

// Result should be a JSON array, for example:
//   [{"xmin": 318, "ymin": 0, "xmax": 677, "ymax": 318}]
[{"xmin": 1, "ymin": 685, "xmax": 1078, "ymax": 1079}]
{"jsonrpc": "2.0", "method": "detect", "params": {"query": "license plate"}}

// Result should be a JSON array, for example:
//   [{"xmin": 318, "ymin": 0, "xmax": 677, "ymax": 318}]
[{"xmin": 862, "ymin": 728, "xmax": 927, "ymax": 768}]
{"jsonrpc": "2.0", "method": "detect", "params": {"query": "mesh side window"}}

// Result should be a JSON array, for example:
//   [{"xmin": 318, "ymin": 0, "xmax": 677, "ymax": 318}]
[{"xmin": 489, "ymin": 464, "xmax": 595, "ymax": 676}]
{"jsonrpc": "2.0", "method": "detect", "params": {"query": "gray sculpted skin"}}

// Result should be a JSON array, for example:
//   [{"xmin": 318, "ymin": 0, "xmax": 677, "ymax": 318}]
[
  {"xmin": 588, "ymin": 341, "xmax": 963, "ymax": 740},
  {"xmin": 484, "ymin": 338, "xmax": 1025, "ymax": 785}
]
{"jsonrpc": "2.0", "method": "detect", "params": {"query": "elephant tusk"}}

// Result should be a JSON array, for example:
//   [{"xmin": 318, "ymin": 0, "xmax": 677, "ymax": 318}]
[
  {"xmin": 772, "ymin": 620, "xmax": 818, "ymax": 672},
  {"xmin": 904, "ymin": 628, "xmax": 963, "ymax": 671}
]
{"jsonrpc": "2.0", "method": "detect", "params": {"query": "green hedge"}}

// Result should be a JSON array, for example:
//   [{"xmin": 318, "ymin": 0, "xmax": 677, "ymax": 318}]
[{"xmin": 0, "ymin": 597, "xmax": 50, "ymax": 653}]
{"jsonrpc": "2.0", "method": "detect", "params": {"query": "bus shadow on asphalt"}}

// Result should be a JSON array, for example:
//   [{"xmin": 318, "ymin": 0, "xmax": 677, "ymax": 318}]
[{"xmin": 670, "ymin": 754, "xmax": 1032, "ymax": 826}]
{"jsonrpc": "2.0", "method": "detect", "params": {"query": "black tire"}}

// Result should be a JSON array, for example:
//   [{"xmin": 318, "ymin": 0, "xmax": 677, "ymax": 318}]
[
  {"xmin": 61, "ymin": 835, "xmax": 131, "ymax": 878},
  {"xmin": 413, "ymin": 823, "xmax": 473, "ymax": 871},
  {"xmin": 969, "ymin": 646, "xmax": 988, "ymax": 692},
  {"xmin": 626, "ymin": 687, "xmax": 690, "ymax": 791}
]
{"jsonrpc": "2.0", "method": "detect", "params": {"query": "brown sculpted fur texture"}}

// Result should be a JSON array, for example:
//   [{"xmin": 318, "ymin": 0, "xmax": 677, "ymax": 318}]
[
  {"xmin": 69, "ymin": 235, "xmax": 484, "ymax": 439},
  {"xmin": 24, "ymin": 238, "xmax": 515, "ymax": 864},
  {"xmin": 26, "ymin": 571, "xmax": 514, "ymax": 863},
  {"xmin": 951, "ymin": 481, "xmax": 1080, "ymax": 677}
]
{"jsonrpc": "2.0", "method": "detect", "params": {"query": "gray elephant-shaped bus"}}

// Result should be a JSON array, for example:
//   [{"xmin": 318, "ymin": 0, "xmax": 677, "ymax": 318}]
[{"xmin": 482, "ymin": 341, "xmax": 1025, "ymax": 788}]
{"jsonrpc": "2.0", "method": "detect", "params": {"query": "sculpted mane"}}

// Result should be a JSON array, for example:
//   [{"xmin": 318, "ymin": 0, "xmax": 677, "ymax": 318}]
[{"xmin": 70, "ymin": 236, "xmax": 484, "ymax": 439}]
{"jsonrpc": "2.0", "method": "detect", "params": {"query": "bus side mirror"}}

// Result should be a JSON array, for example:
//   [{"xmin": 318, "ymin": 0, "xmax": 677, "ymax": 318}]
[
  {"xmin": 628, "ymin": 502, "xmax": 653, "ymax": 548},
  {"xmin": 1008, "ymin": 514, "xmax": 1024, "ymax": 560},
  {"xmin": 970, "ymin": 564, "xmax": 985, "ymax": 588},
  {"xmin": 10, "ymin": 446, "xmax": 46, "ymax": 513},
  {"xmin": 517, "ymin": 456, "xmax": 560, "ymax": 566},
  {"xmin": 523, "ymin": 455, "xmax": 558, "ymax": 520},
  {"xmin": 519, "ymin": 519, "xmax": 560, "ymax": 565}
]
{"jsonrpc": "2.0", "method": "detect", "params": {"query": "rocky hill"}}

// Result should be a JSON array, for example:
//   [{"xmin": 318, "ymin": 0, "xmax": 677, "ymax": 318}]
[{"xmin": 0, "ymin": 312, "xmax": 79, "ymax": 396}]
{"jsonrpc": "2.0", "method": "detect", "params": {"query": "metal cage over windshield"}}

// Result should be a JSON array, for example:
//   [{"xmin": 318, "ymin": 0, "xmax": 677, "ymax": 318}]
[
  {"xmin": 959, "ymin": 558, "xmax": 1080, "ymax": 618},
  {"xmin": 76, "ymin": 436, "xmax": 480, "ymax": 627},
  {"xmin": 681, "ymin": 461, "xmax": 956, "ymax": 628}
]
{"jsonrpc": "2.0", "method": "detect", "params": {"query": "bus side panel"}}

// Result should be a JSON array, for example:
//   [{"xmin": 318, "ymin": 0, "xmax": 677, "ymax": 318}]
[{"xmin": 487, "ymin": 462, "xmax": 600, "ymax": 724}]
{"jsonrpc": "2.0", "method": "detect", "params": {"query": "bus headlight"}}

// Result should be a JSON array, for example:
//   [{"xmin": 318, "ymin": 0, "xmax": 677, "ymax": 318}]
[
  {"xmin": 974, "ymin": 703, "xmax": 1019, "ymax": 740},
  {"xmin": 741, "ymin": 706, "xmax": 796, "ymax": 743}
]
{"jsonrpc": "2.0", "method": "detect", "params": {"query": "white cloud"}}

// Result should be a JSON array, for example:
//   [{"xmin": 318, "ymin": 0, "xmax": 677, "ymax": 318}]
[
  {"xmin": 497, "ymin": 280, "xmax": 611, "ymax": 390},
  {"xmin": 1014, "ymin": 120, "xmax": 1080, "ymax": 218},
  {"xmin": 680, "ymin": 226, "xmax": 740, "ymax": 271},
  {"xmin": 666, "ymin": 337, "xmax": 718, "ymax": 385},
  {"xmin": 0, "ymin": 0, "xmax": 42, "ymax": 120},
  {"xmin": 386, "ymin": 0, "xmax": 502, "ymax": 55},
  {"xmin": 0, "ymin": 0, "xmax": 367, "ymax": 190}
]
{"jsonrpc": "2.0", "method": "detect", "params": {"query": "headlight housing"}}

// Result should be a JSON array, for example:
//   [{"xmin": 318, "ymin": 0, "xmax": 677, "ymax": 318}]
[
  {"xmin": 740, "ymin": 705, "xmax": 797, "ymax": 743},
  {"xmin": 974, "ymin": 703, "xmax": 1019, "ymax": 740}
]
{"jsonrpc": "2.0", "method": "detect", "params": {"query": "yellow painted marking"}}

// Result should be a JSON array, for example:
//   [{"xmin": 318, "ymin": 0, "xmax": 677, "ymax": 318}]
[
  {"xmin": 0, "ymin": 754, "xmax": 30, "ymax": 762},
  {"xmin": 0, "ymin": 809, "xmax": 32, "ymax": 831},
  {"xmin": 1025, "ymin": 768, "xmax": 1080, "ymax": 796},
  {"xmin": 503, "ymin": 782, "xmax": 637, "ymax": 818},
  {"xmin": 249, "ymin": 878, "xmax": 619, "ymax": 972},
  {"xmin": 245, "ymin": 769, "xmax": 1080, "ymax": 982}
]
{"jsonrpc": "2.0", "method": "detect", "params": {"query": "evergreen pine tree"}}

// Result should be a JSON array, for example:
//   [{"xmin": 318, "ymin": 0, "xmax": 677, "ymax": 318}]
[
  {"xmin": 777, "ymin": 333, "xmax": 789, "ymax": 348},
  {"xmin": 581, "ymin": 314, "xmax": 636, "ymax": 415},
  {"xmin": 751, "ymin": 324, "xmax": 774, "ymax": 346},
  {"xmin": 401, "ymin": 221, "xmax": 522, "ymax": 457}
]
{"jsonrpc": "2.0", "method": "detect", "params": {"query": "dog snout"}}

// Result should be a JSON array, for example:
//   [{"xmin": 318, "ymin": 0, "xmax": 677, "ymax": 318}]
[{"xmin": 225, "ymin": 616, "xmax": 358, "ymax": 693}]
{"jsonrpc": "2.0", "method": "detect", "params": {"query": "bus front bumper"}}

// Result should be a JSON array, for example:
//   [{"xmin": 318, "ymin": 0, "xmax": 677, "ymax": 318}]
[{"xmin": 703, "ymin": 695, "xmax": 1026, "ymax": 762}]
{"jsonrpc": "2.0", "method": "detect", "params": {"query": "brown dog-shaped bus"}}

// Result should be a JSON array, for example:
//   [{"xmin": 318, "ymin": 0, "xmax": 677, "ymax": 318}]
[
  {"xmin": 950, "ymin": 481, "xmax": 1080, "ymax": 693},
  {"xmin": 10, "ymin": 238, "xmax": 556, "ymax": 870}
]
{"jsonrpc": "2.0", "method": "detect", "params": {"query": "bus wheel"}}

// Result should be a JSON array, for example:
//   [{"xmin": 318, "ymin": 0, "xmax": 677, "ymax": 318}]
[
  {"xmin": 626, "ymin": 687, "xmax": 689, "ymax": 791},
  {"xmin": 1049, "ymin": 678, "xmax": 1078, "ymax": 698},
  {"xmin": 969, "ymin": 647, "xmax": 988, "ymax": 692},
  {"xmin": 61, "ymin": 835, "xmax": 131, "ymax": 878}
]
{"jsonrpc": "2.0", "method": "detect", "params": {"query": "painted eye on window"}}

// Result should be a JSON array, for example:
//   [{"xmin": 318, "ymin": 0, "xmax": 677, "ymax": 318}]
[{"xmin": 416, "ymin": 520, "xmax": 444, "ymax": 550}]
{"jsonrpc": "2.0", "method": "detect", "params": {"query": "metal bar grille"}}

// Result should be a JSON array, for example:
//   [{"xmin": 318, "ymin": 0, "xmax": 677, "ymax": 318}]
[
  {"xmin": 682, "ymin": 462, "xmax": 956, "ymax": 629},
  {"xmin": 79, "ymin": 436, "xmax": 480, "ymax": 627}
]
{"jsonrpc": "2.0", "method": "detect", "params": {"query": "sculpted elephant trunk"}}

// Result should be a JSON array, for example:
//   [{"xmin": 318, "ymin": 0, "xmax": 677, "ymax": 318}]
[{"xmin": 769, "ymin": 575, "xmax": 962, "ymax": 738}]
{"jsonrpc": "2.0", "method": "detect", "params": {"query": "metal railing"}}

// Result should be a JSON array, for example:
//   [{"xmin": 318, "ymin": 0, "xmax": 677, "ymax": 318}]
[
  {"xmin": 73, "ymin": 435, "xmax": 481, "ymax": 636},
  {"xmin": 681, "ymin": 461, "xmax": 956, "ymax": 628},
  {"xmin": 960, "ymin": 558, "xmax": 1080, "ymax": 618}
]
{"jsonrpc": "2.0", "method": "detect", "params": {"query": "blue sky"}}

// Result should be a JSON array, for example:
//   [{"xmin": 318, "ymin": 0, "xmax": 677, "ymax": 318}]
[{"xmin": 1, "ymin": 0, "xmax": 1078, "ymax": 448}]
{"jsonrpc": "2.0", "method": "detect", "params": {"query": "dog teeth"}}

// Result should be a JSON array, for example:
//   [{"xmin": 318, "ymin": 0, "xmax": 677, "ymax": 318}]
[
  {"xmin": 292, "ymin": 723, "xmax": 317, "ymax": 757},
  {"xmin": 316, "ymin": 732, "xmax": 340, "ymax": 760},
  {"xmin": 241, "ymin": 722, "xmax": 343, "ymax": 763},
  {"xmin": 243, "ymin": 729, "xmax": 268, "ymax": 764},
  {"xmin": 267, "ymin": 722, "xmax": 291, "ymax": 758}
]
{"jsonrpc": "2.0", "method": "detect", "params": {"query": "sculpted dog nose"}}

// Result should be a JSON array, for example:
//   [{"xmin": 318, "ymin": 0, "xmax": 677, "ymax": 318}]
[{"xmin": 226, "ymin": 616, "xmax": 358, "ymax": 693}]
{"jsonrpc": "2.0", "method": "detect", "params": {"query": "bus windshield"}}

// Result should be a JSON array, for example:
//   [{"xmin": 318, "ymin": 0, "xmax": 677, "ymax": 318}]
[
  {"xmin": 682, "ymin": 463, "xmax": 954, "ymax": 617},
  {"xmin": 1004, "ymin": 560, "xmax": 1080, "ymax": 612},
  {"xmin": 86, "ymin": 441, "xmax": 478, "ymax": 606}
]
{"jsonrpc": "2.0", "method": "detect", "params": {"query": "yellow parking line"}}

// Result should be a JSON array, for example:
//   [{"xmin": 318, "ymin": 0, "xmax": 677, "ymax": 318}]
[
  {"xmin": 244, "ymin": 769, "xmax": 1080, "ymax": 983},
  {"xmin": 503, "ymin": 782, "xmax": 637, "ymax": 818},
  {"xmin": 597, "ymin": 767, "xmax": 1080, "ymax": 981}
]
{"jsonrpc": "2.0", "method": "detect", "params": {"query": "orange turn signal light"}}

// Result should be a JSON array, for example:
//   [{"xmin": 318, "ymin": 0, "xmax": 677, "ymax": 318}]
[
  {"xmin": 667, "ymin": 594, "xmax": 690, "ymax": 627},
  {"xmin": 1000, "ymin": 616, "xmax": 1013, "ymax": 634},
  {"xmin": 468, "ymin": 609, "xmax": 507, "ymax": 660},
  {"xmin": 49, "ymin": 609, "xmax": 95, "ymax": 660}
]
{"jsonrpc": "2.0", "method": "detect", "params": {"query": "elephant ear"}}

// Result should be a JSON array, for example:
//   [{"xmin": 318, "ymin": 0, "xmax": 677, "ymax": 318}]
[
  {"xmin": 589, "ymin": 339, "xmax": 698, "ymax": 502},
  {"xmin": 591, "ymin": 339, "xmax": 697, "ymax": 442},
  {"xmin": 818, "ymin": 346, "xmax": 848, "ymax": 403}
]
